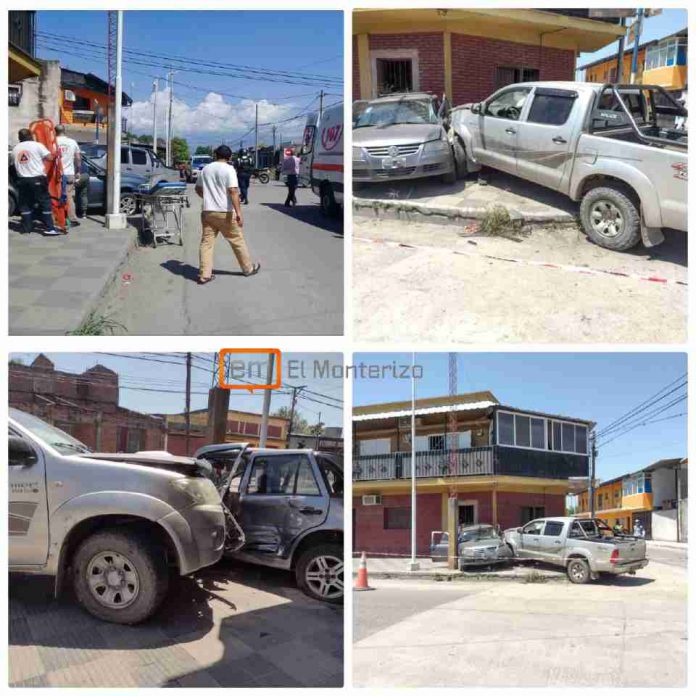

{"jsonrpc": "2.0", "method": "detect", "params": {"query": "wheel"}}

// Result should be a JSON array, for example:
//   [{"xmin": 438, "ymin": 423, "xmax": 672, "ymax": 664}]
[
  {"xmin": 119, "ymin": 192, "xmax": 138, "ymax": 217},
  {"xmin": 258, "ymin": 172, "xmax": 270, "ymax": 184},
  {"xmin": 320, "ymin": 183, "xmax": 339, "ymax": 217},
  {"xmin": 441, "ymin": 155, "xmax": 457, "ymax": 185},
  {"xmin": 452, "ymin": 137, "xmax": 468, "ymax": 180},
  {"xmin": 295, "ymin": 543, "xmax": 343, "ymax": 604},
  {"xmin": 72, "ymin": 529, "xmax": 169, "ymax": 624},
  {"xmin": 9, "ymin": 191, "xmax": 17, "ymax": 217},
  {"xmin": 579, "ymin": 185, "xmax": 641, "ymax": 251},
  {"xmin": 567, "ymin": 558, "xmax": 591, "ymax": 584}
]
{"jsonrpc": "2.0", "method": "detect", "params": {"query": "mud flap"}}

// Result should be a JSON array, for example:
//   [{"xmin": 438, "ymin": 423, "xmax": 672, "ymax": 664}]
[{"xmin": 640, "ymin": 212, "xmax": 664, "ymax": 248}]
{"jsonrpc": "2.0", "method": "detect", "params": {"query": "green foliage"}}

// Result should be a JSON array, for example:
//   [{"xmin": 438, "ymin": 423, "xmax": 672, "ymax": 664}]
[
  {"xmin": 195, "ymin": 145, "xmax": 213, "ymax": 156},
  {"xmin": 272, "ymin": 406, "xmax": 311, "ymax": 434},
  {"xmin": 171, "ymin": 137, "xmax": 190, "ymax": 164},
  {"xmin": 69, "ymin": 312, "xmax": 125, "ymax": 336}
]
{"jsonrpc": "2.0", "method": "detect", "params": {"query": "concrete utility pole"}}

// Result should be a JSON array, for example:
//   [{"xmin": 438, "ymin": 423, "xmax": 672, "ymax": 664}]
[
  {"xmin": 105, "ymin": 10, "xmax": 126, "ymax": 230},
  {"xmin": 589, "ymin": 429, "xmax": 597, "ymax": 518},
  {"xmin": 272, "ymin": 125, "xmax": 277, "ymax": 152},
  {"xmin": 254, "ymin": 103, "xmax": 259, "ymax": 169},
  {"xmin": 615, "ymin": 17, "xmax": 626, "ymax": 83},
  {"xmin": 319, "ymin": 89, "xmax": 324, "ymax": 118},
  {"xmin": 152, "ymin": 78, "xmax": 159, "ymax": 156},
  {"xmin": 409, "ymin": 351, "xmax": 420, "ymax": 571},
  {"xmin": 166, "ymin": 69, "xmax": 175, "ymax": 167},
  {"xmin": 259, "ymin": 352, "xmax": 275, "ymax": 448},
  {"xmin": 185, "ymin": 352, "xmax": 192, "ymax": 455},
  {"xmin": 630, "ymin": 9, "xmax": 644, "ymax": 84},
  {"xmin": 285, "ymin": 385, "xmax": 306, "ymax": 446}
]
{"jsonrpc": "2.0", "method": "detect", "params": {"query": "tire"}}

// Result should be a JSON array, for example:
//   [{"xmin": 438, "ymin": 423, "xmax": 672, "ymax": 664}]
[
  {"xmin": 441, "ymin": 158, "xmax": 457, "ymax": 185},
  {"xmin": 320, "ymin": 183, "xmax": 339, "ymax": 217},
  {"xmin": 567, "ymin": 558, "xmax": 591, "ymax": 584},
  {"xmin": 579, "ymin": 185, "xmax": 641, "ymax": 251},
  {"xmin": 72, "ymin": 529, "xmax": 169, "ymax": 624},
  {"xmin": 119, "ymin": 192, "xmax": 138, "ymax": 217},
  {"xmin": 258, "ymin": 172, "xmax": 270, "ymax": 184},
  {"xmin": 295, "ymin": 543, "xmax": 343, "ymax": 604},
  {"xmin": 452, "ymin": 136, "xmax": 468, "ymax": 180},
  {"xmin": 9, "ymin": 191, "xmax": 17, "ymax": 217}
]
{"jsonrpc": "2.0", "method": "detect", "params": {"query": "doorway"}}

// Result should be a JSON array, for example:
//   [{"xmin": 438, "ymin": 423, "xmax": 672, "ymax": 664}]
[{"xmin": 458, "ymin": 502, "xmax": 476, "ymax": 526}]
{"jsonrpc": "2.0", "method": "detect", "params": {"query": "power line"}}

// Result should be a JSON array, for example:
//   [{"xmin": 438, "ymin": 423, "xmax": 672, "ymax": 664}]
[{"xmin": 597, "ymin": 411, "xmax": 687, "ymax": 449}]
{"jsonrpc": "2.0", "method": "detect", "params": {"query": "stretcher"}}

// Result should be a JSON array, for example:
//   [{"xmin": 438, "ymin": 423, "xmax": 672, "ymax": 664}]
[
  {"xmin": 135, "ymin": 180, "xmax": 189, "ymax": 247},
  {"xmin": 29, "ymin": 118, "xmax": 67, "ymax": 231}
]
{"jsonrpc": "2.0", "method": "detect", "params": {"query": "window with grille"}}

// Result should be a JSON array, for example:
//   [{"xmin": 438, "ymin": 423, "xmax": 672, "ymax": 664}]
[
  {"xmin": 376, "ymin": 58, "xmax": 413, "ymax": 95},
  {"xmin": 495, "ymin": 66, "xmax": 540, "ymax": 89},
  {"xmin": 9, "ymin": 84, "xmax": 22, "ymax": 107},
  {"xmin": 384, "ymin": 507, "xmax": 411, "ymax": 529}
]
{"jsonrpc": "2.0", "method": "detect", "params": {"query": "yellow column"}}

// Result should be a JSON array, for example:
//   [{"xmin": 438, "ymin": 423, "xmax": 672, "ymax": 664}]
[
  {"xmin": 357, "ymin": 34, "xmax": 373, "ymax": 100},
  {"xmin": 444, "ymin": 31, "xmax": 453, "ymax": 100},
  {"xmin": 491, "ymin": 487, "xmax": 498, "ymax": 527}
]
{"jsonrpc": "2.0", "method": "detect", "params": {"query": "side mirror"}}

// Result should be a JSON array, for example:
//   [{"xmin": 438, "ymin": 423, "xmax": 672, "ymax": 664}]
[
  {"xmin": 9, "ymin": 436, "xmax": 38, "ymax": 467},
  {"xmin": 517, "ymin": 527, "xmax": 523, "ymax": 534},
  {"xmin": 471, "ymin": 102, "xmax": 482, "ymax": 115}
]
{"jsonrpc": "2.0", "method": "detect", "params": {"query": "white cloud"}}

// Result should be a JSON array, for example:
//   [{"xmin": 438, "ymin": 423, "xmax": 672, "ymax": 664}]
[{"xmin": 126, "ymin": 89, "xmax": 304, "ymax": 143}]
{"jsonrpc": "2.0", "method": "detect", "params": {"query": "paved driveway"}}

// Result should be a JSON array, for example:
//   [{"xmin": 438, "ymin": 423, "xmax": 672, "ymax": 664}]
[{"xmin": 10, "ymin": 560, "xmax": 343, "ymax": 687}]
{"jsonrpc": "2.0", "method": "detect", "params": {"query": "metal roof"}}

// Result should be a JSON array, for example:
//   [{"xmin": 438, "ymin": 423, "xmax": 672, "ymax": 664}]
[{"xmin": 352, "ymin": 400, "xmax": 497, "ymax": 422}]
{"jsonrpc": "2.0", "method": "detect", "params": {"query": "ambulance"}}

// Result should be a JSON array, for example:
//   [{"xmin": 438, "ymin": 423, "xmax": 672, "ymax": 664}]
[{"xmin": 300, "ymin": 102, "xmax": 343, "ymax": 217}]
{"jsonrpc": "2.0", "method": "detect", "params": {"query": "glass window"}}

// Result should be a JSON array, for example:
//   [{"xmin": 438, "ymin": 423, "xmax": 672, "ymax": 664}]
[
  {"xmin": 131, "ymin": 149, "xmax": 148, "ymax": 165},
  {"xmin": 247, "ymin": 454, "xmax": 298, "ymax": 495},
  {"xmin": 484, "ymin": 88, "xmax": 530, "ymax": 121},
  {"xmin": 295, "ymin": 459, "xmax": 321, "ymax": 495},
  {"xmin": 316, "ymin": 455, "xmax": 343, "ymax": 498},
  {"xmin": 515, "ymin": 415, "xmax": 531, "ymax": 447},
  {"xmin": 531, "ymin": 418, "xmax": 545, "ymax": 449},
  {"xmin": 384, "ymin": 507, "xmax": 410, "ymax": 529},
  {"xmin": 552, "ymin": 422, "xmax": 562, "ymax": 451},
  {"xmin": 522, "ymin": 520, "xmax": 545, "ymax": 535},
  {"xmin": 575, "ymin": 426, "xmax": 588, "ymax": 454},
  {"xmin": 543, "ymin": 521, "xmax": 565, "ymax": 537},
  {"xmin": 562, "ymin": 423, "xmax": 575, "ymax": 452},
  {"xmin": 527, "ymin": 92, "xmax": 576, "ymax": 126},
  {"xmin": 120, "ymin": 147, "xmax": 129, "ymax": 164},
  {"xmin": 498, "ymin": 412, "xmax": 515, "ymax": 445}
]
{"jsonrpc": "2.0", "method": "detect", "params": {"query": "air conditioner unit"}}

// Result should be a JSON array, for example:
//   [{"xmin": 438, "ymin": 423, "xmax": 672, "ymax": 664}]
[
  {"xmin": 64, "ymin": 90, "xmax": 76, "ymax": 102},
  {"xmin": 362, "ymin": 495, "xmax": 382, "ymax": 506}
]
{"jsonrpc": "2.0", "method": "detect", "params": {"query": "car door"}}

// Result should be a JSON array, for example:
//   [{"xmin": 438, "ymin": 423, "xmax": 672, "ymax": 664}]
[
  {"xmin": 473, "ymin": 86, "xmax": 532, "ymax": 174},
  {"xmin": 516, "ymin": 519, "xmax": 545, "ymax": 558},
  {"xmin": 85, "ymin": 161, "xmax": 104, "ymax": 208},
  {"xmin": 285, "ymin": 453, "xmax": 329, "ymax": 548},
  {"xmin": 9, "ymin": 428, "xmax": 50, "ymax": 567},
  {"xmin": 515, "ymin": 87, "xmax": 579, "ymax": 190},
  {"xmin": 535, "ymin": 520, "xmax": 566, "ymax": 563}
]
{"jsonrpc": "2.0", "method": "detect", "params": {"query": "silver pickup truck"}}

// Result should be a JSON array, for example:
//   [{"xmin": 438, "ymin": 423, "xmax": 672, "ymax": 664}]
[
  {"xmin": 451, "ymin": 81, "xmax": 687, "ymax": 251},
  {"xmin": 9, "ymin": 408, "xmax": 227, "ymax": 624},
  {"xmin": 504, "ymin": 517, "xmax": 648, "ymax": 584}
]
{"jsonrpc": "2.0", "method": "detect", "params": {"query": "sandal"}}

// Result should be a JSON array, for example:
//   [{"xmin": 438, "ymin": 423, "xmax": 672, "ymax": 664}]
[
  {"xmin": 244, "ymin": 262, "xmax": 261, "ymax": 277},
  {"xmin": 197, "ymin": 274, "xmax": 216, "ymax": 285}
]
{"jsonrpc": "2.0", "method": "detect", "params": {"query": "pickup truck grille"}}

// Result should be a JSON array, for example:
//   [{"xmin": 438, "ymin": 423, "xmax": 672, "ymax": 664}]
[{"xmin": 365, "ymin": 143, "xmax": 421, "ymax": 157}]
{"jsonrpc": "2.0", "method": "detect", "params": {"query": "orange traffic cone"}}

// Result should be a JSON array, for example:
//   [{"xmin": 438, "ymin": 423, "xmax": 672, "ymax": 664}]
[{"xmin": 354, "ymin": 551, "xmax": 374, "ymax": 591}]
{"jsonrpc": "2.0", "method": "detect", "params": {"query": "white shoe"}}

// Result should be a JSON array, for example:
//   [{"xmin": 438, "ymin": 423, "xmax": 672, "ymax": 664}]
[{"xmin": 43, "ymin": 229, "xmax": 62, "ymax": 236}]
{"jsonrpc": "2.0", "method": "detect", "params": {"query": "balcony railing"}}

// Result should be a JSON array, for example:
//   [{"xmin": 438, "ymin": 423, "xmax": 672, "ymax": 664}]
[{"xmin": 354, "ymin": 445, "xmax": 589, "ymax": 481}]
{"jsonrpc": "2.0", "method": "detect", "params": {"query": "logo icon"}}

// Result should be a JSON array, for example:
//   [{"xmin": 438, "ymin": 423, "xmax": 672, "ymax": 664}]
[
  {"xmin": 321, "ymin": 124, "xmax": 342, "ymax": 151},
  {"xmin": 388, "ymin": 145, "xmax": 399, "ymax": 158}
]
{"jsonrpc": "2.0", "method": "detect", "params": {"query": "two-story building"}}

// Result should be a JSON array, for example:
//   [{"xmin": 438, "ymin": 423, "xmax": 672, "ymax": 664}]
[{"xmin": 353, "ymin": 392, "xmax": 593, "ymax": 556}]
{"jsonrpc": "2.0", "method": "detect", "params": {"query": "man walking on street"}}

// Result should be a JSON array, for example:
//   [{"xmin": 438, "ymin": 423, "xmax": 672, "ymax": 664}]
[
  {"xmin": 281, "ymin": 148, "xmax": 301, "ymax": 207},
  {"xmin": 12, "ymin": 128, "xmax": 60, "ymax": 235},
  {"xmin": 195, "ymin": 145, "xmax": 260, "ymax": 285},
  {"xmin": 237, "ymin": 158, "xmax": 251, "ymax": 205},
  {"xmin": 55, "ymin": 125, "xmax": 81, "ymax": 226}
]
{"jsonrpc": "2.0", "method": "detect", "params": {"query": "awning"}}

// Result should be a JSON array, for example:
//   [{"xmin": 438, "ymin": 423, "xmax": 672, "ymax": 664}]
[{"xmin": 9, "ymin": 45, "xmax": 42, "ymax": 83}]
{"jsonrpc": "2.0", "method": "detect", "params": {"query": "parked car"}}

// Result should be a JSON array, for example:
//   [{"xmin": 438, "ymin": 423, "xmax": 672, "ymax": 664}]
[
  {"xmin": 300, "ymin": 102, "xmax": 344, "ymax": 216},
  {"xmin": 210, "ymin": 444, "xmax": 344, "ymax": 603},
  {"xmin": 9, "ymin": 408, "xmax": 228, "ymax": 624},
  {"xmin": 8, "ymin": 153, "xmax": 147, "ymax": 217},
  {"xmin": 451, "ymin": 81, "xmax": 687, "ymax": 251},
  {"xmin": 83, "ymin": 143, "xmax": 181, "ymax": 185},
  {"xmin": 188, "ymin": 154, "xmax": 213, "ymax": 183},
  {"xmin": 353, "ymin": 92, "xmax": 457, "ymax": 184},
  {"xmin": 503, "ymin": 517, "xmax": 648, "ymax": 584},
  {"xmin": 430, "ymin": 525, "xmax": 513, "ymax": 569}
]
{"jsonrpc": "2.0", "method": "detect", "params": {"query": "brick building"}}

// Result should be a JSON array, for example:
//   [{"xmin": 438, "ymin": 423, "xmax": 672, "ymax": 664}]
[
  {"xmin": 353, "ymin": 9, "xmax": 623, "ymax": 106},
  {"xmin": 352, "ymin": 392, "xmax": 593, "ymax": 556},
  {"xmin": 9, "ymin": 355, "xmax": 165, "ymax": 452}
]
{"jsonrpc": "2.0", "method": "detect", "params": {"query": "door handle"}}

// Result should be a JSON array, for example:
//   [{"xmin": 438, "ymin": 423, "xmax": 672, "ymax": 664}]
[
  {"xmin": 298, "ymin": 506, "xmax": 323, "ymax": 515},
  {"xmin": 554, "ymin": 540, "xmax": 561, "ymax": 544},
  {"xmin": 552, "ymin": 136, "xmax": 567, "ymax": 144},
  {"xmin": 505, "ymin": 128, "xmax": 516, "ymax": 135}
]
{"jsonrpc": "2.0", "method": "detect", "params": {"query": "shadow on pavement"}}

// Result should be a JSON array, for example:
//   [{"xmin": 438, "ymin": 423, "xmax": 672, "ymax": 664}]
[
  {"xmin": 261, "ymin": 202, "xmax": 343, "ymax": 237},
  {"xmin": 513, "ymin": 560, "xmax": 655, "ymax": 587},
  {"xmin": 160, "ymin": 260, "xmax": 249, "ymax": 282}
]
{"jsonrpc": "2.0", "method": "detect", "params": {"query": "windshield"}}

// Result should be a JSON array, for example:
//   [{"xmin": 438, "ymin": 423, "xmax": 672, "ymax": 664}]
[
  {"xmin": 192, "ymin": 156, "xmax": 212, "ymax": 166},
  {"xmin": 11, "ymin": 409, "xmax": 92, "ymax": 454},
  {"xmin": 354, "ymin": 99, "xmax": 439, "ymax": 128},
  {"xmin": 459, "ymin": 527, "xmax": 498, "ymax": 543}
]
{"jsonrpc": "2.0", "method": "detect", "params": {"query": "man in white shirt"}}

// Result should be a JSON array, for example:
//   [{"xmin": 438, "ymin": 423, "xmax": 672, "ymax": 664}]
[
  {"xmin": 55, "ymin": 125, "xmax": 81, "ymax": 226},
  {"xmin": 194, "ymin": 144, "xmax": 260, "ymax": 284},
  {"xmin": 11, "ymin": 128, "xmax": 59, "ymax": 235}
]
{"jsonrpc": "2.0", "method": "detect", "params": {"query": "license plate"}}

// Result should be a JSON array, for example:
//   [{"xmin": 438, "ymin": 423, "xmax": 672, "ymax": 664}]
[{"xmin": 382, "ymin": 156, "xmax": 406, "ymax": 169}]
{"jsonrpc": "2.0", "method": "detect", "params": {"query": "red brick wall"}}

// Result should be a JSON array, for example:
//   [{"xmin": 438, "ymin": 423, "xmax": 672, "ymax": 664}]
[
  {"xmin": 353, "ymin": 492, "xmax": 442, "ymax": 556},
  {"xmin": 451, "ymin": 33, "xmax": 576, "ymax": 105},
  {"xmin": 497, "ymin": 491, "xmax": 566, "ymax": 531},
  {"xmin": 369, "ymin": 33, "xmax": 445, "ymax": 96},
  {"xmin": 353, "ymin": 35, "xmax": 360, "ymax": 99},
  {"xmin": 167, "ymin": 431, "xmax": 208, "ymax": 456}
]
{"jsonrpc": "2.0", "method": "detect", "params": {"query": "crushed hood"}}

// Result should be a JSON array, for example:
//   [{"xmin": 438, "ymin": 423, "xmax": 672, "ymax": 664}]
[
  {"xmin": 78, "ymin": 451, "xmax": 210, "ymax": 475},
  {"xmin": 353, "ymin": 123, "xmax": 445, "ymax": 148}
]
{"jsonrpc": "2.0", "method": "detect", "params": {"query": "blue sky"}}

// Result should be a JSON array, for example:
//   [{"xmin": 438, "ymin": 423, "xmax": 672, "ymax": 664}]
[
  {"xmin": 577, "ymin": 8, "xmax": 687, "ymax": 69},
  {"xmin": 35, "ymin": 10, "xmax": 343, "ymax": 147},
  {"xmin": 353, "ymin": 352, "xmax": 687, "ymax": 483},
  {"xmin": 11, "ymin": 352, "xmax": 344, "ymax": 428}
]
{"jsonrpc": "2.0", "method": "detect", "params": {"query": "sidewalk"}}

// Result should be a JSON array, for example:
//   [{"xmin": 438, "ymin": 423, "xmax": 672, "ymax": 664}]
[
  {"xmin": 354, "ymin": 171, "xmax": 575, "ymax": 227},
  {"xmin": 351, "ymin": 556, "xmax": 565, "ymax": 582},
  {"xmin": 646, "ymin": 539, "xmax": 688, "ymax": 550},
  {"xmin": 9, "ymin": 215, "xmax": 137, "ymax": 335}
]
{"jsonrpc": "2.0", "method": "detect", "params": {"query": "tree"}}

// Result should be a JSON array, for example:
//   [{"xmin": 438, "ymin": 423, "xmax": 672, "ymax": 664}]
[
  {"xmin": 171, "ymin": 137, "xmax": 190, "ymax": 164},
  {"xmin": 137, "ymin": 134, "xmax": 153, "ymax": 145},
  {"xmin": 273, "ymin": 406, "xmax": 309, "ymax": 434},
  {"xmin": 307, "ymin": 422, "xmax": 325, "ymax": 437},
  {"xmin": 195, "ymin": 145, "xmax": 213, "ymax": 156}
]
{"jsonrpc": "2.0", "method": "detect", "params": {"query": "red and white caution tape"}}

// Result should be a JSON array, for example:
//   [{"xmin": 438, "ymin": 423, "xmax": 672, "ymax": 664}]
[{"xmin": 355, "ymin": 236, "xmax": 687, "ymax": 287}]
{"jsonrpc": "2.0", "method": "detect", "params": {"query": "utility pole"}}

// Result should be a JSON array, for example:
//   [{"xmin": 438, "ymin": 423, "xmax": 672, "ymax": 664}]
[
  {"xmin": 285, "ymin": 385, "xmax": 306, "ymax": 447},
  {"xmin": 589, "ymin": 429, "xmax": 597, "ymax": 518},
  {"xmin": 272, "ymin": 125, "xmax": 277, "ymax": 152},
  {"xmin": 254, "ymin": 103, "xmax": 259, "ymax": 169},
  {"xmin": 409, "ymin": 351, "xmax": 420, "ymax": 571},
  {"xmin": 166, "ymin": 69, "xmax": 174, "ymax": 167},
  {"xmin": 152, "ymin": 78, "xmax": 159, "ymax": 157},
  {"xmin": 259, "ymin": 352, "xmax": 275, "ymax": 448},
  {"xmin": 105, "ymin": 10, "xmax": 126, "ymax": 230},
  {"xmin": 630, "ymin": 9, "xmax": 644, "ymax": 84},
  {"xmin": 185, "ymin": 352, "xmax": 192, "ymax": 455},
  {"xmin": 615, "ymin": 17, "xmax": 626, "ymax": 83},
  {"xmin": 315, "ymin": 411, "xmax": 322, "ymax": 449},
  {"xmin": 319, "ymin": 89, "xmax": 324, "ymax": 118}
]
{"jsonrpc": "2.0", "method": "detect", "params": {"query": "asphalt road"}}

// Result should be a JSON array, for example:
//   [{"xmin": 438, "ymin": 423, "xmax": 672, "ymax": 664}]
[
  {"xmin": 96, "ymin": 181, "xmax": 343, "ymax": 335},
  {"xmin": 647, "ymin": 543, "xmax": 687, "ymax": 569},
  {"xmin": 10, "ymin": 559, "xmax": 342, "ymax": 687}
]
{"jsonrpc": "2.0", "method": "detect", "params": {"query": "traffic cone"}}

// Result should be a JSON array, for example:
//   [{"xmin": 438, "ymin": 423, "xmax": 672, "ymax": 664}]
[{"xmin": 354, "ymin": 551, "xmax": 374, "ymax": 591}]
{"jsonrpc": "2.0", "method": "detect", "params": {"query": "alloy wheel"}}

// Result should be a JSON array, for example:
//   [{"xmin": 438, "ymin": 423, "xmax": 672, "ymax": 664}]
[{"xmin": 305, "ymin": 553, "xmax": 344, "ymax": 600}]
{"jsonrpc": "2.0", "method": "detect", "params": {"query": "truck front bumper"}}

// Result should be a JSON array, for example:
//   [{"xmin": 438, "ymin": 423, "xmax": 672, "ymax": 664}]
[{"xmin": 159, "ymin": 503, "xmax": 226, "ymax": 575}]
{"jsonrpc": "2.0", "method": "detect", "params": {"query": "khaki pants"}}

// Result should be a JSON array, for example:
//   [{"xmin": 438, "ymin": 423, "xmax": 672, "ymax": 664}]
[
  {"xmin": 199, "ymin": 211, "xmax": 253, "ymax": 279},
  {"xmin": 64, "ymin": 175, "xmax": 78, "ymax": 222}
]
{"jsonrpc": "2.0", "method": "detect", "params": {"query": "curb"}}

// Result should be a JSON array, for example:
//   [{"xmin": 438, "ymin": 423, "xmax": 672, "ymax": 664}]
[
  {"xmin": 353, "ymin": 197, "xmax": 574, "ymax": 226},
  {"xmin": 352, "ymin": 569, "xmax": 568, "ymax": 583}
]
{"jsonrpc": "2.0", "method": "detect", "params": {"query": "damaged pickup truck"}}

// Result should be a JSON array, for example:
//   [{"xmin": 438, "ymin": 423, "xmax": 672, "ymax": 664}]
[
  {"xmin": 504, "ymin": 517, "xmax": 648, "ymax": 584},
  {"xmin": 451, "ymin": 82, "xmax": 687, "ymax": 251},
  {"xmin": 9, "ymin": 408, "xmax": 227, "ymax": 624}
]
